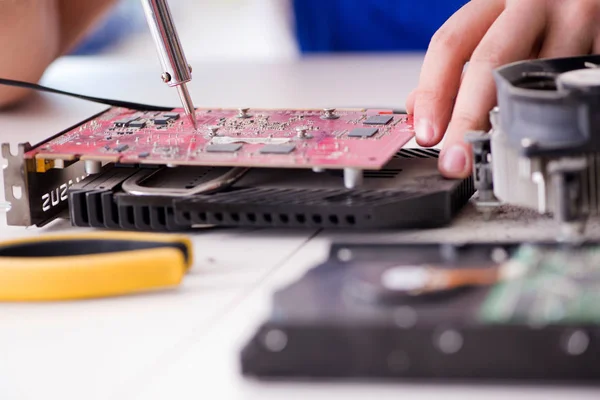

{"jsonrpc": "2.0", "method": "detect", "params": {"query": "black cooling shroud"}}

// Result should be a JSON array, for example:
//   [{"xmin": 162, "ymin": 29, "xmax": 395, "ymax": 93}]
[{"xmin": 67, "ymin": 149, "xmax": 474, "ymax": 231}]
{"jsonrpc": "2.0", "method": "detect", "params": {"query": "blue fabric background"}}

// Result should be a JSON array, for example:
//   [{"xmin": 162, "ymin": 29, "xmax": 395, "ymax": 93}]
[
  {"xmin": 73, "ymin": 0, "xmax": 144, "ymax": 55},
  {"xmin": 75, "ymin": 0, "xmax": 470, "ymax": 55},
  {"xmin": 292, "ymin": 0, "xmax": 469, "ymax": 52}
]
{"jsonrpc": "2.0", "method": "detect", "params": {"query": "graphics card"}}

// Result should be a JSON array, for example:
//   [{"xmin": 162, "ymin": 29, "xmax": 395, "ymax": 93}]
[{"xmin": 2, "ymin": 107, "xmax": 474, "ymax": 230}]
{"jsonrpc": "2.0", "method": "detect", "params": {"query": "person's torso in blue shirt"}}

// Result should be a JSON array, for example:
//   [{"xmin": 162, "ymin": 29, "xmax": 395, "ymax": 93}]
[
  {"xmin": 292, "ymin": 0, "xmax": 469, "ymax": 52},
  {"xmin": 74, "ymin": 0, "xmax": 469, "ymax": 55}
]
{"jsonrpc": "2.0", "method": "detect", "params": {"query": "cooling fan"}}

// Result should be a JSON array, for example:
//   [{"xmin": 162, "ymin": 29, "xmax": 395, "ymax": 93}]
[{"xmin": 467, "ymin": 54, "xmax": 600, "ymax": 236}]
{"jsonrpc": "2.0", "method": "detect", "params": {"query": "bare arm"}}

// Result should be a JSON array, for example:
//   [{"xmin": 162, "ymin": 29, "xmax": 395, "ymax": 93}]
[{"xmin": 0, "ymin": 0, "xmax": 116, "ymax": 108}]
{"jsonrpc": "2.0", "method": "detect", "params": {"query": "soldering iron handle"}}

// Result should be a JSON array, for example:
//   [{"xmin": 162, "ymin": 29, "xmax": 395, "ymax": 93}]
[{"xmin": 140, "ymin": 0, "xmax": 192, "ymax": 87}]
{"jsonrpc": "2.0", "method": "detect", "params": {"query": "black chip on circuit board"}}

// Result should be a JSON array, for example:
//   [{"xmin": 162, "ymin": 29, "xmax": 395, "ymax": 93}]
[
  {"xmin": 128, "ymin": 120, "xmax": 147, "ymax": 129},
  {"xmin": 259, "ymin": 144, "xmax": 296, "ymax": 154},
  {"xmin": 153, "ymin": 117, "xmax": 170, "ymax": 126},
  {"xmin": 206, "ymin": 143, "xmax": 243, "ymax": 153},
  {"xmin": 364, "ymin": 115, "xmax": 393, "ymax": 125},
  {"xmin": 349, "ymin": 127, "xmax": 379, "ymax": 138},
  {"xmin": 164, "ymin": 113, "xmax": 180, "ymax": 120},
  {"xmin": 114, "ymin": 118, "xmax": 137, "ymax": 127}
]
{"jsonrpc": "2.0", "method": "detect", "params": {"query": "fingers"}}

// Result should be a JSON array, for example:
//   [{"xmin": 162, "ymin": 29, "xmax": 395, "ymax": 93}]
[
  {"xmin": 593, "ymin": 36, "xmax": 600, "ymax": 55},
  {"xmin": 584, "ymin": 1, "xmax": 600, "ymax": 54},
  {"xmin": 593, "ymin": 21, "xmax": 600, "ymax": 54},
  {"xmin": 405, "ymin": 89, "xmax": 416, "ymax": 114},
  {"xmin": 538, "ymin": 0, "xmax": 598, "ymax": 58},
  {"xmin": 412, "ymin": 0, "xmax": 504, "ymax": 148},
  {"xmin": 439, "ymin": 0, "xmax": 548, "ymax": 179}
]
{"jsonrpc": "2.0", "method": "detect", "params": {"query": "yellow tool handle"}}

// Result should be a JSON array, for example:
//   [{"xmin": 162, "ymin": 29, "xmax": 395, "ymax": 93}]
[{"xmin": 0, "ymin": 232, "xmax": 193, "ymax": 301}]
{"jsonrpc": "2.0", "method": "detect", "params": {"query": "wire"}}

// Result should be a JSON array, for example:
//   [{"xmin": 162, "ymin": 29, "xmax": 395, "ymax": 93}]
[
  {"xmin": 0, "ymin": 77, "xmax": 172, "ymax": 111},
  {"xmin": 0, "ymin": 77, "xmax": 409, "ymax": 114}
]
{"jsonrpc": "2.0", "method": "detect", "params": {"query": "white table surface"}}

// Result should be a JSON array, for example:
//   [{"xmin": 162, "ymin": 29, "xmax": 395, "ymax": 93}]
[{"xmin": 0, "ymin": 54, "xmax": 598, "ymax": 400}]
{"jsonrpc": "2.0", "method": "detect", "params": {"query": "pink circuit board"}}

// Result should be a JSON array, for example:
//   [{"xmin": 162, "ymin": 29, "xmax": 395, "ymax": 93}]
[{"xmin": 26, "ymin": 107, "xmax": 414, "ymax": 170}]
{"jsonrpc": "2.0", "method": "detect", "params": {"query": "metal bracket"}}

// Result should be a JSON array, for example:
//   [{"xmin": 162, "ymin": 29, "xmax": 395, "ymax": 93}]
[
  {"xmin": 465, "ymin": 130, "xmax": 501, "ymax": 220},
  {"xmin": 1, "ymin": 142, "xmax": 91, "ymax": 227},
  {"xmin": 548, "ymin": 157, "xmax": 589, "ymax": 240},
  {"xmin": 2, "ymin": 142, "xmax": 33, "ymax": 226}
]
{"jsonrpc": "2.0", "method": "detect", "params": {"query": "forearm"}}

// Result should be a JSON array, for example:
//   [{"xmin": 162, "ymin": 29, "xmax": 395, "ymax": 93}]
[
  {"xmin": 0, "ymin": 0, "xmax": 116, "ymax": 107},
  {"xmin": 0, "ymin": 0, "xmax": 60, "ymax": 106}
]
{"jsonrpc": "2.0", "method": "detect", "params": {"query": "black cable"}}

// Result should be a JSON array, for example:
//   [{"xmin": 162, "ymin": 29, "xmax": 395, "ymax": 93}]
[
  {"xmin": 0, "ymin": 77, "xmax": 409, "ymax": 114},
  {"xmin": 0, "ymin": 77, "xmax": 172, "ymax": 111}
]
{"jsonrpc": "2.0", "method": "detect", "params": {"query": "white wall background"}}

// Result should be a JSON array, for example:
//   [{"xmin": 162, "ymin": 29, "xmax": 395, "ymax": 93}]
[{"xmin": 104, "ymin": 0, "xmax": 299, "ymax": 62}]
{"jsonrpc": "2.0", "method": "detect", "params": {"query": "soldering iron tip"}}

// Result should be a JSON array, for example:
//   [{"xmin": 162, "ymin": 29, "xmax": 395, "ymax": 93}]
[
  {"xmin": 188, "ymin": 112, "xmax": 198, "ymax": 130},
  {"xmin": 176, "ymin": 84, "xmax": 198, "ymax": 130}
]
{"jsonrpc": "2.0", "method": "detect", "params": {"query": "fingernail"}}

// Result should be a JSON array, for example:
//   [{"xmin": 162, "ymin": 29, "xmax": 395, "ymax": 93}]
[
  {"xmin": 441, "ymin": 145, "xmax": 468, "ymax": 175},
  {"xmin": 415, "ymin": 119, "xmax": 434, "ymax": 144}
]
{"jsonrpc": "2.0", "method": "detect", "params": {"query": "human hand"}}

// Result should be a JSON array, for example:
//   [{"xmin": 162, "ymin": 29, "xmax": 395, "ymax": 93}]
[{"xmin": 406, "ymin": 0, "xmax": 600, "ymax": 179}]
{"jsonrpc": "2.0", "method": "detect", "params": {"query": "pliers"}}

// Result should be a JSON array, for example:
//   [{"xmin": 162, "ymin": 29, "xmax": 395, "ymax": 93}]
[{"xmin": 0, "ymin": 231, "xmax": 193, "ymax": 301}]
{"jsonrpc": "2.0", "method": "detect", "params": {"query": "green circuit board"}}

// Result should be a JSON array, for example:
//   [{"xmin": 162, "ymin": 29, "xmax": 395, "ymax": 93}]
[{"xmin": 479, "ymin": 244, "xmax": 600, "ymax": 325}]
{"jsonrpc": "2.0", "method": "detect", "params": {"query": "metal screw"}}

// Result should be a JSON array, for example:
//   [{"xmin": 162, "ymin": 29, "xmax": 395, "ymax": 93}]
[
  {"xmin": 161, "ymin": 72, "xmax": 172, "ymax": 83},
  {"xmin": 490, "ymin": 247, "xmax": 509, "ymax": 263},
  {"xmin": 564, "ymin": 330, "xmax": 590, "ymax": 356},
  {"xmin": 436, "ymin": 329, "xmax": 463, "ymax": 354},
  {"xmin": 237, "ymin": 108, "xmax": 250, "ymax": 118},
  {"xmin": 321, "ymin": 108, "xmax": 339, "ymax": 120},
  {"xmin": 337, "ymin": 248, "xmax": 353, "ymax": 262},
  {"xmin": 296, "ymin": 126, "xmax": 308, "ymax": 138},
  {"xmin": 521, "ymin": 138, "xmax": 536, "ymax": 148},
  {"xmin": 188, "ymin": 64, "xmax": 193, "ymax": 73},
  {"xmin": 263, "ymin": 329, "xmax": 288, "ymax": 352}
]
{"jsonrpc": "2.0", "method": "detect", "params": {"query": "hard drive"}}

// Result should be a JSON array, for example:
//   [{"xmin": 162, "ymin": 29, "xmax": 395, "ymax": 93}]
[{"xmin": 241, "ymin": 241, "xmax": 600, "ymax": 382}]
